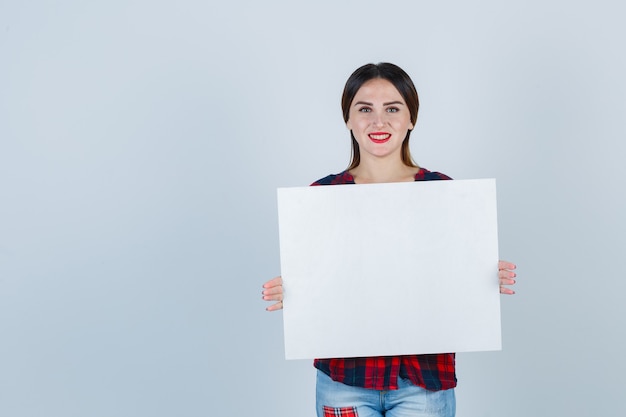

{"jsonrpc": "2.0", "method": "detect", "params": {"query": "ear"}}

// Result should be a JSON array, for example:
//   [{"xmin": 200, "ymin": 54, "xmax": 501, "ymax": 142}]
[
  {"xmin": 408, "ymin": 122, "xmax": 414, "ymax": 130},
  {"xmin": 346, "ymin": 120, "xmax": 352, "ymax": 130}
]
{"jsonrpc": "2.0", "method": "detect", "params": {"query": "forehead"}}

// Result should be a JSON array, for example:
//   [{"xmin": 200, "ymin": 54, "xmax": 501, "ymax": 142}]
[{"xmin": 353, "ymin": 78, "xmax": 404, "ymax": 102}]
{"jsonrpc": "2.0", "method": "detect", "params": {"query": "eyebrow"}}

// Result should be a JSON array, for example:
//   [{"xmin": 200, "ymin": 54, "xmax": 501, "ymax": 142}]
[{"xmin": 353, "ymin": 100, "xmax": 405, "ymax": 106}]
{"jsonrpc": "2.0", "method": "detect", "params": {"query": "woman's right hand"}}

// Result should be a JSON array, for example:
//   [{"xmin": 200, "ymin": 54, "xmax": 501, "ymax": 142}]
[{"xmin": 262, "ymin": 276, "xmax": 283, "ymax": 311}]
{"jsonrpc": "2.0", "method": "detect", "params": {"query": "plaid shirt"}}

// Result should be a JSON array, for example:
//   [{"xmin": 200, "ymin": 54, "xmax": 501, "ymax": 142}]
[{"xmin": 311, "ymin": 168, "xmax": 457, "ymax": 391}]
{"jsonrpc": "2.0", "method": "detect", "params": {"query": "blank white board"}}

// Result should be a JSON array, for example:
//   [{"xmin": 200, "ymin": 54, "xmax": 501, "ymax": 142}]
[{"xmin": 277, "ymin": 179, "xmax": 501, "ymax": 360}]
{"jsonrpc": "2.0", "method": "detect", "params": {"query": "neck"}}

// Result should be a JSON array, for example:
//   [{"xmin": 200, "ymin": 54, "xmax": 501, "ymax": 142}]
[{"xmin": 350, "ymin": 157, "xmax": 419, "ymax": 184}]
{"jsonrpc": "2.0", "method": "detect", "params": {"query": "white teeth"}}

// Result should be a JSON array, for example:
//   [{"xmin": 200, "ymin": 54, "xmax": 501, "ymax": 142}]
[{"xmin": 370, "ymin": 134, "xmax": 390, "ymax": 140}]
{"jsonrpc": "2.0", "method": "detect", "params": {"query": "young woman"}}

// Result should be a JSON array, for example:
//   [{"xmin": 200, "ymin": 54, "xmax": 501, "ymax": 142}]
[{"xmin": 262, "ymin": 62, "xmax": 517, "ymax": 417}]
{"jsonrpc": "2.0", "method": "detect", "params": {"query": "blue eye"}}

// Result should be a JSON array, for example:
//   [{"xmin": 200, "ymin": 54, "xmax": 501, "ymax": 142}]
[
  {"xmin": 387, "ymin": 107, "xmax": 399, "ymax": 113},
  {"xmin": 358, "ymin": 107, "xmax": 372, "ymax": 113}
]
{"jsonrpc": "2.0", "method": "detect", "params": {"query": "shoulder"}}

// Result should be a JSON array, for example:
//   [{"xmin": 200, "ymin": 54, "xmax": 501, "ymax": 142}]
[
  {"xmin": 310, "ymin": 171, "xmax": 355, "ymax": 186},
  {"xmin": 415, "ymin": 167, "xmax": 453, "ymax": 181}
]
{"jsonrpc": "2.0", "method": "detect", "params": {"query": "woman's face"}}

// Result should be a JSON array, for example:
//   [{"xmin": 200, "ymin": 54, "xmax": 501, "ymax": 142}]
[{"xmin": 346, "ymin": 78, "xmax": 414, "ymax": 162}]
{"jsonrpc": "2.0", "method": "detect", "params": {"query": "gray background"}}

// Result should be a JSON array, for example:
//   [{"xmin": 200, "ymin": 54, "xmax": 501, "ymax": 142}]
[{"xmin": 1, "ymin": 1, "xmax": 624, "ymax": 416}]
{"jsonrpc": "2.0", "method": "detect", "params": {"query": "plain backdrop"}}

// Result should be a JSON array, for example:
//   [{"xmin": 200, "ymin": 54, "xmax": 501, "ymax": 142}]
[{"xmin": 1, "ymin": 1, "xmax": 625, "ymax": 416}]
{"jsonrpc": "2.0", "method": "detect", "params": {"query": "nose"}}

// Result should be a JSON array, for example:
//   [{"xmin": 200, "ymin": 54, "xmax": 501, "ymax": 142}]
[{"xmin": 372, "ymin": 111, "xmax": 385, "ymax": 127}]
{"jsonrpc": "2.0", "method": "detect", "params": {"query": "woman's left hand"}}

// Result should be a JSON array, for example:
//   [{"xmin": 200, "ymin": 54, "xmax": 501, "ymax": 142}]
[{"xmin": 499, "ymin": 260, "xmax": 517, "ymax": 295}]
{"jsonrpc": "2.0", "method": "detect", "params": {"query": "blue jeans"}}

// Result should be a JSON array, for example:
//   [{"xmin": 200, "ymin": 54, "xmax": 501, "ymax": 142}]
[{"xmin": 316, "ymin": 370, "xmax": 456, "ymax": 417}]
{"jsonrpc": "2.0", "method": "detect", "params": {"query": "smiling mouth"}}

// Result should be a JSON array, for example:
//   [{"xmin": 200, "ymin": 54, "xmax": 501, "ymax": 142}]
[{"xmin": 368, "ymin": 133, "xmax": 391, "ymax": 143}]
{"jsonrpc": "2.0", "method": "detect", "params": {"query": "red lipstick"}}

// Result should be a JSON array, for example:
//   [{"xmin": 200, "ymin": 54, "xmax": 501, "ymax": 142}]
[{"xmin": 368, "ymin": 132, "xmax": 391, "ymax": 144}]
